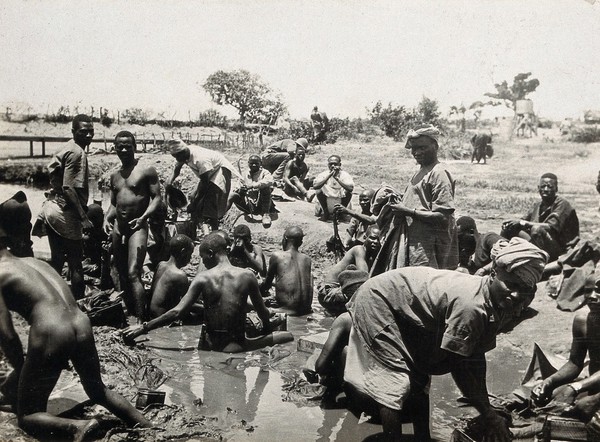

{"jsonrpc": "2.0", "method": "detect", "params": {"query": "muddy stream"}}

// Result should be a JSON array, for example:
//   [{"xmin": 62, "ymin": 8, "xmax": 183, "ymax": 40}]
[{"xmin": 0, "ymin": 183, "xmax": 530, "ymax": 441}]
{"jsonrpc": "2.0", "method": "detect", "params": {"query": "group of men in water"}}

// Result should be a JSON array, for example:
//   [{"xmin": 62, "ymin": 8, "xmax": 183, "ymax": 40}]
[{"xmin": 0, "ymin": 114, "xmax": 594, "ymax": 441}]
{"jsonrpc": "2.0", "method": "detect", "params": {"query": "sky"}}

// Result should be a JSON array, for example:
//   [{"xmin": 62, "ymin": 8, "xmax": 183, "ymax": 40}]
[{"xmin": 0, "ymin": 0, "xmax": 599, "ymax": 121}]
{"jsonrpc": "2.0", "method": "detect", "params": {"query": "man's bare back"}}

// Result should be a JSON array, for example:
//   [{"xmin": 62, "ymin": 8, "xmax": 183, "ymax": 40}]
[
  {"xmin": 265, "ymin": 249, "xmax": 312, "ymax": 316},
  {"xmin": 149, "ymin": 261, "xmax": 189, "ymax": 317},
  {"xmin": 123, "ymin": 233, "xmax": 293, "ymax": 353},
  {"xmin": 0, "ymin": 248, "xmax": 150, "ymax": 440}
]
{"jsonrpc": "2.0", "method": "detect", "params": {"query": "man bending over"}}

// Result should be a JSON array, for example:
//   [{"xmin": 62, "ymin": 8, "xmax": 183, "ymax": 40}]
[
  {"xmin": 123, "ymin": 233, "xmax": 293, "ymax": 353},
  {"xmin": 0, "ymin": 220, "xmax": 151, "ymax": 441}
]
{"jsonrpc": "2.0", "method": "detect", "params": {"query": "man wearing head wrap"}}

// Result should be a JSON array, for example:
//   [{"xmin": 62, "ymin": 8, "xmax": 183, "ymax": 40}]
[
  {"xmin": 343, "ymin": 237, "xmax": 547, "ymax": 441},
  {"xmin": 386, "ymin": 124, "xmax": 459, "ymax": 270},
  {"xmin": 165, "ymin": 139, "xmax": 242, "ymax": 233},
  {"xmin": 503, "ymin": 172, "xmax": 579, "ymax": 261},
  {"xmin": 0, "ymin": 191, "xmax": 33, "ymax": 257}
]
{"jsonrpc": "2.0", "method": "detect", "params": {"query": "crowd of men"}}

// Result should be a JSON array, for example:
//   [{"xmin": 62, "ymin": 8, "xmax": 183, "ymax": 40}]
[{"xmin": 0, "ymin": 114, "xmax": 592, "ymax": 441}]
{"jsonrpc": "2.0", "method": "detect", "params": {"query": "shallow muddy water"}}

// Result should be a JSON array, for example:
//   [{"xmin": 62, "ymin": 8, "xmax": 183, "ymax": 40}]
[{"xmin": 0, "ymin": 182, "xmax": 530, "ymax": 441}]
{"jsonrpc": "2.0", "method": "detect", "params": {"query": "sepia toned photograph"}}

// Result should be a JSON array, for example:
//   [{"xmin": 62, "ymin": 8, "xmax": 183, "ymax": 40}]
[{"xmin": 0, "ymin": 1, "xmax": 599, "ymax": 440}]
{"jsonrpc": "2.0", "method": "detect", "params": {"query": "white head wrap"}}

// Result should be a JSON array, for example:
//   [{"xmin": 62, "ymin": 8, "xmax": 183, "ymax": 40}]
[
  {"xmin": 491, "ymin": 237, "xmax": 549, "ymax": 288},
  {"xmin": 405, "ymin": 125, "xmax": 441, "ymax": 148}
]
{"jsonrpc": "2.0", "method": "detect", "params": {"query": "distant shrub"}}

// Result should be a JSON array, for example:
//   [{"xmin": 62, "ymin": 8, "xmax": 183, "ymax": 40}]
[
  {"xmin": 369, "ymin": 96, "xmax": 446, "ymax": 142},
  {"xmin": 537, "ymin": 118, "xmax": 554, "ymax": 129},
  {"xmin": 327, "ymin": 117, "xmax": 381, "ymax": 143},
  {"xmin": 569, "ymin": 126, "xmax": 600, "ymax": 143},
  {"xmin": 46, "ymin": 106, "xmax": 71, "ymax": 124},
  {"xmin": 122, "ymin": 108, "xmax": 150, "ymax": 126}
]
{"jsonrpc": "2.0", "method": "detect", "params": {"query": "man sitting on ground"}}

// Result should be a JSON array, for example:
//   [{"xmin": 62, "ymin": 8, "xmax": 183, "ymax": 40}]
[
  {"xmin": 0, "ymin": 218, "xmax": 151, "ymax": 442},
  {"xmin": 318, "ymin": 226, "xmax": 381, "ymax": 315},
  {"xmin": 148, "ymin": 234, "xmax": 194, "ymax": 318},
  {"xmin": 282, "ymin": 145, "xmax": 312, "ymax": 200},
  {"xmin": 229, "ymin": 224, "xmax": 267, "ymax": 281},
  {"xmin": 261, "ymin": 226, "xmax": 313, "ymax": 316},
  {"xmin": 313, "ymin": 155, "xmax": 354, "ymax": 221},
  {"xmin": 502, "ymin": 172, "xmax": 579, "ymax": 261},
  {"xmin": 123, "ymin": 232, "xmax": 293, "ymax": 353},
  {"xmin": 227, "ymin": 155, "xmax": 275, "ymax": 228},
  {"xmin": 334, "ymin": 188, "xmax": 376, "ymax": 249},
  {"xmin": 531, "ymin": 287, "xmax": 600, "ymax": 434},
  {"xmin": 456, "ymin": 216, "xmax": 505, "ymax": 276}
]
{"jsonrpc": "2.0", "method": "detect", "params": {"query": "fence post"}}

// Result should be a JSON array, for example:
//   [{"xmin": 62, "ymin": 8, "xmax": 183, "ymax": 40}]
[
  {"xmin": 29, "ymin": 140, "xmax": 34, "ymax": 157},
  {"xmin": 42, "ymin": 139, "xmax": 46, "ymax": 157}
]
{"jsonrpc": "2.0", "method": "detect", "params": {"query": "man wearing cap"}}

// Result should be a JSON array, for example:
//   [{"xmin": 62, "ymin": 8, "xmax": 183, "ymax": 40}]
[
  {"xmin": 502, "ymin": 172, "xmax": 579, "ymax": 261},
  {"xmin": 345, "ymin": 237, "xmax": 548, "ymax": 440},
  {"xmin": 227, "ymin": 155, "xmax": 275, "ymax": 228},
  {"xmin": 313, "ymin": 155, "xmax": 354, "ymax": 221},
  {"xmin": 388, "ymin": 124, "xmax": 459, "ymax": 270},
  {"xmin": 166, "ymin": 139, "xmax": 241, "ymax": 233},
  {"xmin": 104, "ymin": 131, "xmax": 162, "ymax": 321},
  {"xmin": 0, "ymin": 191, "xmax": 33, "ymax": 257},
  {"xmin": 38, "ymin": 114, "xmax": 94, "ymax": 299},
  {"xmin": 261, "ymin": 138, "xmax": 309, "ymax": 181}
]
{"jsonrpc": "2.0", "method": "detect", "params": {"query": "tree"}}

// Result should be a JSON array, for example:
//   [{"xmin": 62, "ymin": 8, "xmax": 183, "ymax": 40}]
[
  {"xmin": 485, "ymin": 72, "xmax": 540, "ymax": 109},
  {"xmin": 369, "ymin": 96, "xmax": 444, "ymax": 141},
  {"xmin": 202, "ymin": 70, "xmax": 287, "ymax": 125}
]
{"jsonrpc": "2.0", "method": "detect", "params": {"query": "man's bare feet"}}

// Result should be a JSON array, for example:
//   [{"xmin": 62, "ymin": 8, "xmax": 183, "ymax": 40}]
[{"xmin": 73, "ymin": 418, "xmax": 100, "ymax": 442}]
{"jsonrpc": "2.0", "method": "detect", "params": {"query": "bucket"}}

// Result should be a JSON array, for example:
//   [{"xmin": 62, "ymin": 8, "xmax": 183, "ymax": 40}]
[{"xmin": 135, "ymin": 388, "xmax": 166, "ymax": 409}]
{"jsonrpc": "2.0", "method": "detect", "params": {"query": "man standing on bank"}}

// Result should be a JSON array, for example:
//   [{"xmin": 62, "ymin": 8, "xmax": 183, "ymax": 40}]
[{"xmin": 40, "ymin": 114, "xmax": 94, "ymax": 299}]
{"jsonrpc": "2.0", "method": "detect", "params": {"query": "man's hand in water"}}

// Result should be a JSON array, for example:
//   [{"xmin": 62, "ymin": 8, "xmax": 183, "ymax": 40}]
[{"xmin": 122, "ymin": 324, "xmax": 146, "ymax": 341}]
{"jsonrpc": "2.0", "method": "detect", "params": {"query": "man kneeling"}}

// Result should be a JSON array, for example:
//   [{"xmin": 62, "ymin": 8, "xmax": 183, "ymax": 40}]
[
  {"xmin": 123, "ymin": 232, "xmax": 293, "ymax": 353},
  {"xmin": 0, "ymin": 222, "xmax": 151, "ymax": 441}
]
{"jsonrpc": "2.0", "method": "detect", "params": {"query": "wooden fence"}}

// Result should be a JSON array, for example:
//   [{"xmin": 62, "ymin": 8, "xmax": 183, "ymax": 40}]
[{"xmin": 0, "ymin": 131, "xmax": 268, "ymax": 159}]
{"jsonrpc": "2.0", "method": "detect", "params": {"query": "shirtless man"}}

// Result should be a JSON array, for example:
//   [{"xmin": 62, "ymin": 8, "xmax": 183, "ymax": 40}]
[
  {"xmin": 103, "ymin": 131, "xmax": 162, "ymax": 321},
  {"xmin": 334, "ymin": 188, "xmax": 376, "ymax": 248},
  {"xmin": 0, "ymin": 225, "xmax": 151, "ymax": 441},
  {"xmin": 261, "ymin": 226, "xmax": 313, "ymax": 316},
  {"xmin": 318, "ymin": 226, "xmax": 381, "ymax": 315},
  {"xmin": 531, "ymin": 290, "xmax": 600, "ymax": 422},
  {"xmin": 283, "ymin": 145, "xmax": 311, "ymax": 200},
  {"xmin": 229, "ymin": 224, "xmax": 267, "ymax": 279},
  {"xmin": 148, "ymin": 234, "xmax": 194, "ymax": 318},
  {"xmin": 123, "ymin": 233, "xmax": 293, "ymax": 353}
]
